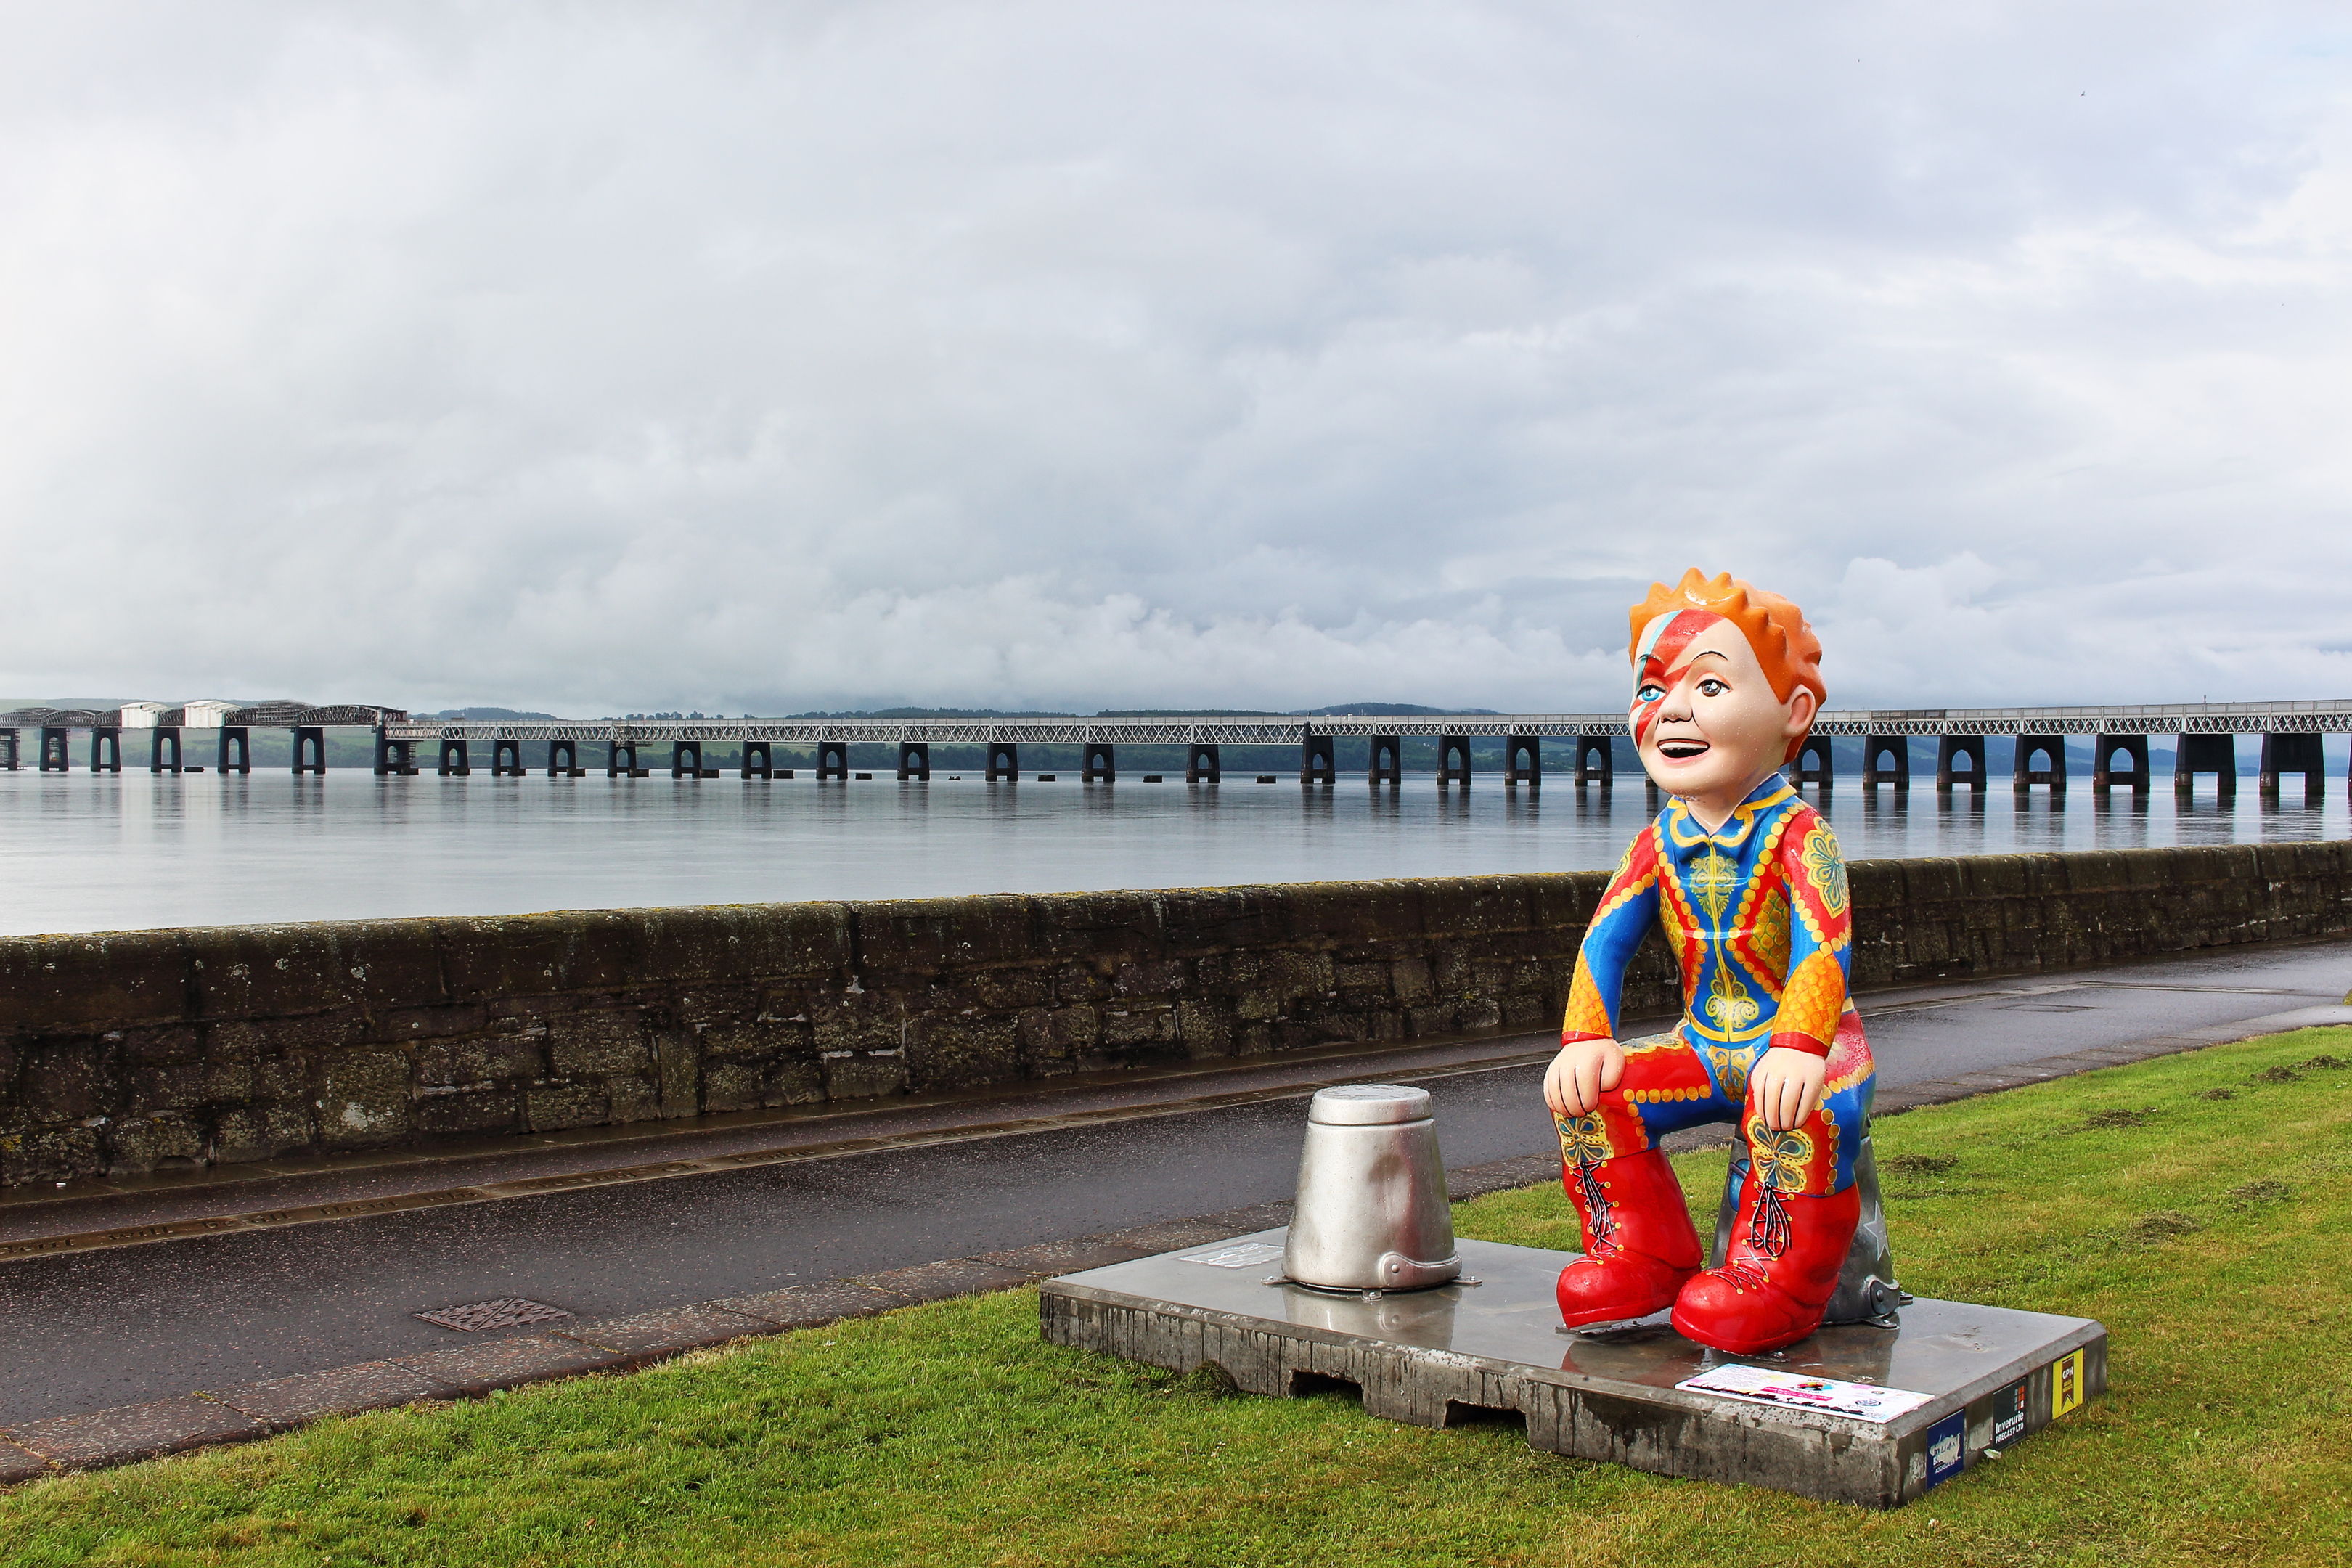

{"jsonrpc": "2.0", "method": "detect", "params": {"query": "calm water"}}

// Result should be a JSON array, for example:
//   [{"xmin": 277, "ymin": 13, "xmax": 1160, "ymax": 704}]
[{"xmin": 1, "ymin": 769, "xmax": 2343, "ymax": 936}]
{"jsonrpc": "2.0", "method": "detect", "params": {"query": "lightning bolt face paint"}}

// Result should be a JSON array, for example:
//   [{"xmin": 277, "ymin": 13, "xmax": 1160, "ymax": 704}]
[
  {"xmin": 1630, "ymin": 608, "xmax": 1810, "ymax": 830},
  {"xmin": 1630, "ymin": 610, "xmax": 1725, "ymax": 747}
]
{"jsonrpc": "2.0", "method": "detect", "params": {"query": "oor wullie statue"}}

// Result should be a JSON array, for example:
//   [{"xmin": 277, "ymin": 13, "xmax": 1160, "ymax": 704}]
[{"xmin": 1543, "ymin": 570, "xmax": 1875, "ymax": 1355}]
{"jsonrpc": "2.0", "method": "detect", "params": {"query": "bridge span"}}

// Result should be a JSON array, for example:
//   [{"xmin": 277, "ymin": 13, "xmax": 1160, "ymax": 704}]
[{"xmin": 2, "ymin": 701, "xmax": 2348, "ymax": 798}]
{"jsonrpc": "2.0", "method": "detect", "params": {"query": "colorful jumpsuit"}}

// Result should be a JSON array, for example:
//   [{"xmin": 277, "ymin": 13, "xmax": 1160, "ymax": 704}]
[{"xmin": 1558, "ymin": 775, "xmax": 1875, "ymax": 1241}]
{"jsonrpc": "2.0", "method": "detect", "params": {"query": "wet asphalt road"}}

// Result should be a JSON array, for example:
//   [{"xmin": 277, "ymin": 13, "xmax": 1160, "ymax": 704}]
[{"xmin": 2, "ymin": 940, "xmax": 2345, "ymax": 1424}]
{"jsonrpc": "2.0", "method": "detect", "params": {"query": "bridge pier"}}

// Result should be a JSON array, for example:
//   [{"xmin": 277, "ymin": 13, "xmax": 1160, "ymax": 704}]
[
  {"xmin": 2012, "ymin": 733, "xmax": 2067, "ymax": 793},
  {"xmin": 2257, "ymin": 734, "xmax": 2323, "ymax": 799},
  {"xmin": 1793, "ymin": 733, "xmax": 1834, "ymax": 793},
  {"xmin": 1438, "ymin": 734, "xmax": 1472, "ymax": 788},
  {"xmin": 0, "ymin": 727, "xmax": 17, "ymax": 769},
  {"xmin": 1572, "ymin": 733, "xmax": 1612, "ymax": 789},
  {"xmin": 67, "ymin": 709, "xmax": 2343, "ymax": 808},
  {"xmin": 1861, "ymin": 735, "xmax": 1910, "ymax": 792},
  {"xmin": 375, "ymin": 730, "xmax": 417, "ymax": 775},
  {"xmin": 2091, "ymin": 734, "xmax": 2149, "ymax": 794},
  {"xmin": 1935, "ymin": 735, "xmax": 1988, "ymax": 793},
  {"xmin": 2174, "ymin": 734, "xmax": 2237, "ymax": 799},
  {"xmin": 1504, "ymin": 734, "xmax": 1541, "ymax": 789}
]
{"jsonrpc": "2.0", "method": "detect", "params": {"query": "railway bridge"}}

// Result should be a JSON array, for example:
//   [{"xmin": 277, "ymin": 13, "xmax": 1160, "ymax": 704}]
[{"xmin": 4, "ymin": 701, "xmax": 2348, "ymax": 799}]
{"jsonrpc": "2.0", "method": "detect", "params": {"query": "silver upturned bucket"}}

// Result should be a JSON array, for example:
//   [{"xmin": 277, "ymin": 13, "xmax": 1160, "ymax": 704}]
[{"xmin": 1281, "ymin": 1084, "xmax": 1463, "ymax": 1292}]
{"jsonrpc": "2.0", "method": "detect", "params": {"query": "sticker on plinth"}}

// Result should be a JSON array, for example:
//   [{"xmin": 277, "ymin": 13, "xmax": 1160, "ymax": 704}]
[
  {"xmin": 1675, "ymin": 1363, "xmax": 1935, "ymax": 1422},
  {"xmin": 1991, "ymin": 1378, "xmax": 2029, "ymax": 1447},
  {"xmin": 1923, "ymin": 1410, "xmax": 1965, "ymax": 1488},
  {"xmin": 1177, "ymin": 1242, "xmax": 1285, "ymax": 1269},
  {"xmin": 2051, "ymin": 1349, "xmax": 2086, "ymax": 1418}
]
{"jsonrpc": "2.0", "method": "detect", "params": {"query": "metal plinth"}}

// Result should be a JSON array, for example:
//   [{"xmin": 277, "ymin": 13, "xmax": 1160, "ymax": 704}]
[{"xmin": 1041, "ymin": 1230, "xmax": 2104, "ymax": 1509}]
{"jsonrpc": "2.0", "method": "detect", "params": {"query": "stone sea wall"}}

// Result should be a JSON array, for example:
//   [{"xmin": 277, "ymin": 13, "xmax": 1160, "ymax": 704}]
[{"xmin": 3, "ymin": 840, "xmax": 2348, "ymax": 1187}]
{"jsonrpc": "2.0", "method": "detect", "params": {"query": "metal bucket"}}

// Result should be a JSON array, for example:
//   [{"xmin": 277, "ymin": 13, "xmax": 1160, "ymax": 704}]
[{"xmin": 1281, "ymin": 1084, "xmax": 1463, "ymax": 1291}]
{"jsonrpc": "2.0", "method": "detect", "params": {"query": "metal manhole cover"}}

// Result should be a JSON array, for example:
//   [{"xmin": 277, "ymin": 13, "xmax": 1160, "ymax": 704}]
[{"xmin": 413, "ymin": 1297, "xmax": 573, "ymax": 1332}]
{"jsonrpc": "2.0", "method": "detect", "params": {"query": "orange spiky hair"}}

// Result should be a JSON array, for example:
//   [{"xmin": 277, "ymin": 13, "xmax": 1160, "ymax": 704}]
[{"xmin": 1628, "ymin": 569, "xmax": 1825, "ymax": 762}]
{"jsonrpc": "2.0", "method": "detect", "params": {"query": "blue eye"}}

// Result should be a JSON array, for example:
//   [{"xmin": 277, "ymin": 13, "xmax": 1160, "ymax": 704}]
[{"xmin": 1633, "ymin": 684, "xmax": 1665, "ymax": 703}]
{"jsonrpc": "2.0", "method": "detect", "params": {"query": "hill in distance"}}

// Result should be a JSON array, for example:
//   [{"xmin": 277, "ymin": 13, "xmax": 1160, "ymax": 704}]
[
  {"xmin": 758, "ymin": 703, "xmax": 1508, "ymax": 719},
  {"xmin": 1095, "ymin": 703, "xmax": 1503, "ymax": 719},
  {"xmin": 1, "ymin": 697, "xmax": 142, "ymax": 711},
  {"xmin": 789, "ymin": 707, "xmax": 1082, "ymax": 720},
  {"xmin": 408, "ymin": 702, "xmax": 1509, "ymax": 722},
  {"xmin": 1300, "ymin": 702, "xmax": 1502, "ymax": 716}
]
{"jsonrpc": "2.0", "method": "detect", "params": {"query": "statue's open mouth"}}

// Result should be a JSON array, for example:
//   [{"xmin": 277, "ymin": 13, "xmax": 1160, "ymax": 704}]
[{"xmin": 1658, "ymin": 738, "xmax": 1710, "ymax": 759}]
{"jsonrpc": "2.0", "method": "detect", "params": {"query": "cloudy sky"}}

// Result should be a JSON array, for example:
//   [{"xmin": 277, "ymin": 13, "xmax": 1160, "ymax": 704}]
[{"xmin": 3, "ymin": 2, "xmax": 2348, "ymax": 716}]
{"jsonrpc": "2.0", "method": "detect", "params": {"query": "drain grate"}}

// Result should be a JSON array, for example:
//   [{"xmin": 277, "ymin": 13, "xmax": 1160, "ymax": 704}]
[{"xmin": 413, "ymin": 1297, "xmax": 573, "ymax": 1332}]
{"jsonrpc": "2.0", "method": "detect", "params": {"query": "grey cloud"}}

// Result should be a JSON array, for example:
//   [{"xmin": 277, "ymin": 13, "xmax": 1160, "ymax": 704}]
[{"xmin": 1, "ymin": 1, "xmax": 2347, "ymax": 714}]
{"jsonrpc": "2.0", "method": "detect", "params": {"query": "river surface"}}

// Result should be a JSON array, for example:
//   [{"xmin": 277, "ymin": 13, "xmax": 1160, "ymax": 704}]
[{"xmin": 1, "ymin": 767, "xmax": 2342, "ymax": 936}]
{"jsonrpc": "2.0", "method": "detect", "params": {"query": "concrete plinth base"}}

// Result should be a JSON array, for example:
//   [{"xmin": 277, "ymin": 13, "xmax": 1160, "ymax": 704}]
[{"xmin": 1041, "ymin": 1230, "xmax": 2103, "ymax": 1509}]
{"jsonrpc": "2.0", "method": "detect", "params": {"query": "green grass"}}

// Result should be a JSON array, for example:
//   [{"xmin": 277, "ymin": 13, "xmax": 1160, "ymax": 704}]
[{"xmin": 5, "ymin": 1029, "xmax": 2350, "ymax": 1567}]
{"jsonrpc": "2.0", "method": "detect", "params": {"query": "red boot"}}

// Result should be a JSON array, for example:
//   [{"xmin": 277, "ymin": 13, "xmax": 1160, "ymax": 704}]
[
  {"xmin": 1672, "ymin": 1173, "xmax": 1860, "ymax": 1355},
  {"xmin": 1556, "ymin": 1148, "xmax": 1703, "ymax": 1328}
]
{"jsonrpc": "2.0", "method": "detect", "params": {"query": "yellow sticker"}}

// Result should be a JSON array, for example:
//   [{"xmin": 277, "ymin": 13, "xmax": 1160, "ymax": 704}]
[{"xmin": 2051, "ymin": 1349, "xmax": 2086, "ymax": 1419}]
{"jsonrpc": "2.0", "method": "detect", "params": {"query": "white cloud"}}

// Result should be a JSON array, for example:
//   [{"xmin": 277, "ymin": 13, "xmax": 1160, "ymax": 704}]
[{"xmin": 1, "ymin": 1, "xmax": 2348, "ymax": 714}]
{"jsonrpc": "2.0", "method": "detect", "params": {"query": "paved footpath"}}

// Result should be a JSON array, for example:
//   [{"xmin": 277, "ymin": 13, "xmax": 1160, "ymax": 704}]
[{"xmin": 1, "ymin": 938, "xmax": 2345, "ymax": 1468}]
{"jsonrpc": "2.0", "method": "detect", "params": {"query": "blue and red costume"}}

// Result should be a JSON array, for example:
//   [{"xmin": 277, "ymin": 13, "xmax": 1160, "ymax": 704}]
[{"xmin": 1554, "ymin": 774, "xmax": 1875, "ymax": 1352}]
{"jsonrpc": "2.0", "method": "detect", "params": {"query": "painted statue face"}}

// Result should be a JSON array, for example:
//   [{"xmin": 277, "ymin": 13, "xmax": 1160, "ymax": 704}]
[{"xmin": 1630, "ymin": 611, "xmax": 1810, "ymax": 814}]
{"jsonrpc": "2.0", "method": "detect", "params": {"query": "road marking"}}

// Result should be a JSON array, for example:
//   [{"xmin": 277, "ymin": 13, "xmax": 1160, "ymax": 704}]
[
  {"xmin": 1859, "ymin": 984, "xmax": 2090, "ymax": 1017},
  {"xmin": 2080, "ymin": 982, "xmax": 2337, "ymax": 996}
]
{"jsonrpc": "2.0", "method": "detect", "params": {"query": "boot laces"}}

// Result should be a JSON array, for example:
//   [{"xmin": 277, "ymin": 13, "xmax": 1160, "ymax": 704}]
[
  {"xmin": 1572, "ymin": 1154, "xmax": 1619, "ymax": 1253},
  {"xmin": 1744, "ymin": 1177, "xmax": 1793, "ymax": 1262},
  {"xmin": 1718, "ymin": 1259, "xmax": 1773, "ymax": 1292}
]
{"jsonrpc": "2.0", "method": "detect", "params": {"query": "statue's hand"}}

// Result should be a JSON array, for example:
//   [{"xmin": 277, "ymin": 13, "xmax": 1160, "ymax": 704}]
[
  {"xmin": 1749, "ymin": 1046, "xmax": 1827, "ymax": 1132},
  {"xmin": 1544, "ymin": 1039, "xmax": 1625, "ymax": 1118}
]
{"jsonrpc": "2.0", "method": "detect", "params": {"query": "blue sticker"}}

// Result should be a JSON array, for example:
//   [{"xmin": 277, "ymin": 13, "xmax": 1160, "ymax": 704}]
[{"xmin": 1924, "ymin": 1410, "xmax": 1966, "ymax": 1489}]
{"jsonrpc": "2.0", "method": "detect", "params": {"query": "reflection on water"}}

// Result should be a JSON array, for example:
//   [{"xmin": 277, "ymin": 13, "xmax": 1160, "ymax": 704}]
[{"xmin": 1, "ymin": 769, "xmax": 2342, "ymax": 936}]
